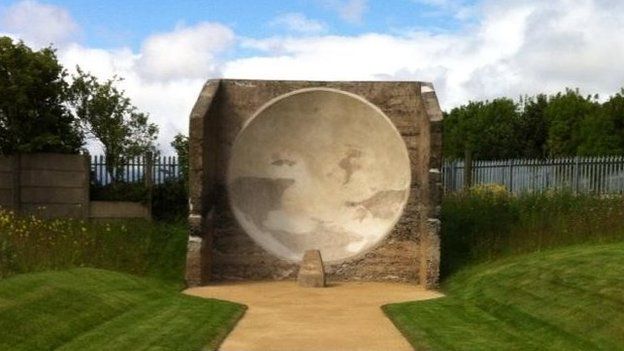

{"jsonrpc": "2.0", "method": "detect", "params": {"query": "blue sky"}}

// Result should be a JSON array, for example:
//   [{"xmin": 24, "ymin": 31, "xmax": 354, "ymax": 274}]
[
  {"xmin": 1, "ymin": 0, "xmax": 623, "ymax": 153},
  {"xmin": 20, "ymin": 0, "xmax": 475, "ymax": 50}
]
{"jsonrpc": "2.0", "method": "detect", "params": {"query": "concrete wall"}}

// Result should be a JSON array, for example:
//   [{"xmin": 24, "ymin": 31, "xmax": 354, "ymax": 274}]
[
  {"xmin": 89, "ymin": 201, "xmax": 151, "ymax": 220},
  {"xmin": 0, "ymin": 153, "xmax": 150, "ymax": 221},
  {"xmin": 186, "ymin": 80, "xmax": 444, "ymax": 288},
  {"xmin": 0, "ymin": 153, "xmax": 89, "ymax": 218},
  {"xmin": 0, "ymin": 155, "xmax": 17, "ymax": 211}
]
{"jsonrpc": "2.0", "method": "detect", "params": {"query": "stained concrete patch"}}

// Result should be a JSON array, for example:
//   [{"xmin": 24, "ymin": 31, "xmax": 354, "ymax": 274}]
[{"xmin": 185, "ymin": 281, "xmax": 443, "ymax": 351}]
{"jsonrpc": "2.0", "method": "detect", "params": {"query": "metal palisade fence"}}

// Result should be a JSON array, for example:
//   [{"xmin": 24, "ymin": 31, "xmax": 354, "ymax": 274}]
[
  {"xmin": 443, "ymin": 156, "xmax": 624, "ymax": 194},
  {"xmin": 90, "ymin": 154, "xmax": 624, "ymax": 194},
  {"xmin": 91, "ymin": 154, "xmax": 182, "ymax": 185}
]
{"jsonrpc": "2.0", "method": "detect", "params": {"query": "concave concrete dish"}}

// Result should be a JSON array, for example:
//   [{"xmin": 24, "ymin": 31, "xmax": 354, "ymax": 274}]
[{"xmin": 227, "ymin": 88, "xmax": 411, "ymax": 263}]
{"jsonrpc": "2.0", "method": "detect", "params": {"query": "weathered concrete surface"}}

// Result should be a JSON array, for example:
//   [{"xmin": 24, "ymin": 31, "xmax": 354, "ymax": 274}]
[
  {"xmin": 186, "ymin": 80, "xmax": 444, "ymax": 287},
  {"xmin": 89, "ymin": 201, "xmax": 151, "ymax": 220},
  {"xmin": 186, "ymin": 80, "xmax": 220, "ymax": 286},
  {"xmin": 228, "ymin": 89, "xmax": 410, "ymax": 263},
  {"xmin": 298, "ymin": 250, "xmax": 325, "ymax": 287},
  {"xmin": 186, "ymin": 213, "xmax": 213, "ymax": 286},
  {"xmin": 0, "ymin": 155, "xmax": 16, "ymax": 211},
  {"xmin": 186, "ymin": 281, "xmax": 443, "ymax": 351},
  {"xmin": 0, "ymin": 153, "xmax": 89, "ymax": 218}
]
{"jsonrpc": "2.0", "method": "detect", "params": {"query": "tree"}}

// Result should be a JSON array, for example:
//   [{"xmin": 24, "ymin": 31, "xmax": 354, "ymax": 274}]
[
  {"xmin": 443, "ymin": 98, "xmax": 521, "ymax": 160},
  {"xmin": 545, "ymin": 89, "xmax": 599, "ymax": 157},
  {"xmin": 517, "ymin": 94, "xmax": 549, "ymax": 159},
  {"xmin": 0, "ymin": 36, "xmax": 83, "ymax": 154},
  {"xmin": 171, "ymin": 133, "xmax": 189, "ymax": 180},
  {"xmin": 443, "ymin": 101, "xmax": 483, "ymax": 159},
  {"xmin": 69, "ymin": 68, "xmax": 158, "ymax": 181},
  {"xmin": 578, "ymin": 90, "xmax": 624, "ymax": 156}
]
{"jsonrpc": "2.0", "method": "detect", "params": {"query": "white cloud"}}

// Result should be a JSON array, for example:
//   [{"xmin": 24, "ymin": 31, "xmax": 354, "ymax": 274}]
[
  {"xmin": 320, "ymin": 0, "xmax": 368, "ymax": 24},
  {"xmin": 0, "ymin": 0, "xmax": 78, "ymax": 48},
  {"xmin": 58, "ymin": 44, "xmax": 207, "ymax": 154},
  {"xmin": 61, "ymin": 44, "xmax": 137, "ymax": 78},
  {"xmin": 137, "ymin": 22, "xmax": 235, "ymax": 81},
  {"xmin": 57, "ymin": 23, "xmax": 232, "ymax": 152},
  {"xmin": 58, "ymin": 22, "xmax": 235, "ymax": 153},
  {"xmin": 270, "ymin": 13, "xmax": 327, "ymax": 34},
  {"xmin": 227, "ymin": 0, "xmax": 624, "ymax": 108}
]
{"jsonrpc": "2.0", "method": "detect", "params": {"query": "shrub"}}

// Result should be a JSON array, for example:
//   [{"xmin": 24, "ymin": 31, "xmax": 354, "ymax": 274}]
[
  {"xmin": 90, "ymin": 179, "xmax": 188, "ymax": 222},
  {"xmin": 152, "ymin": 179, "xmax": 188, "ymax": 222},
  {"xmin": 90, "ymin": 181, "xmax": 149, "ymax": 203}
]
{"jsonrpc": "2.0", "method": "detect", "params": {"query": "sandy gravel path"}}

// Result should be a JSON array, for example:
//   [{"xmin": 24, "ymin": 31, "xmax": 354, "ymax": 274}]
[{"xmin": 185, "ymin": 281, "xmax": 442, "ymax": 351}]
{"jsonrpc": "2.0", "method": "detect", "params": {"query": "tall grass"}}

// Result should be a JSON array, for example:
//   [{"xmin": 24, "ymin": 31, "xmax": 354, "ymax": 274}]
[
  {"xmin": 441, "ymin": 184, "xmax": 624, "ymax": 278},
  {"xmin": 0, "ymin": 209, "xmax": 187, "ymax": 283}
]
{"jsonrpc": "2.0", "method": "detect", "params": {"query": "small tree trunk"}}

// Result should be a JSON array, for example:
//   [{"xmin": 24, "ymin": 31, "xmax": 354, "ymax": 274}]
[{"xmin": 105, "ymin": 151, "xmax": 119, "ymax": 184}]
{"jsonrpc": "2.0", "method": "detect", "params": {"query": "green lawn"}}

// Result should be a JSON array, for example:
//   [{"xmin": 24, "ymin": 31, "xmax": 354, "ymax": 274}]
[
  {"xmin": 0, "ymin": 268, "xmax": 246, "ymax": 351},
  {"xmin": 384, "ymin": 242, "xmax": 624, "ymax": 351}
]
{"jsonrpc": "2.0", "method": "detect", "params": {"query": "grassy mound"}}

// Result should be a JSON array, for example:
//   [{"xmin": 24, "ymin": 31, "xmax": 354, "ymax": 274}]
[
  {"xmin": 384, "ymin": 242, "xmax": 624, "ymax": 351},
  {"xmin": 0, "ymin": 268, "xmax": 245, "ymax": 351}
]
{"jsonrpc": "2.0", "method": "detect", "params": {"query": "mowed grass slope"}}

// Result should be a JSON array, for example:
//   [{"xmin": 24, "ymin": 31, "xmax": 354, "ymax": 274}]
[
  {"xmin": 384, "ymin": 242, "xmax": 624, "ymax": 351},
  {"xmin": 0, "ymin": 268, "xmax": 246, "ymax": 351}
]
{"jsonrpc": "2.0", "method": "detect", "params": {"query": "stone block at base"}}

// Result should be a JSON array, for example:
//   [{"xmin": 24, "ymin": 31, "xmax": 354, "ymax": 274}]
[{"xmin": 298, "ymin": 250, "xmax": 325, "ymax": 288}]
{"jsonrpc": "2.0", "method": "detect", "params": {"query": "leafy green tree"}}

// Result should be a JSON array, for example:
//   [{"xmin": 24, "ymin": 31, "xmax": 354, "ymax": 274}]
[
  {"xmin": 445, "ymin": 88, "xmax": 624, "ymax": 160},
  {"xmin": 0, "ymin": 36, "xmax": 83, "ymax": 154},
  {"xmin": 545, "ymin": 89, "xmax": 599, "ymax": 157},
  {"xmin": 517, "ymin": 94, "xmax": 549, "ymax": 159},
  {"xmin": 443, "ymin": 98, "xmax": 521, "ymax": 160},
  {"xmin": 578, "ymin": 90, "xmax": 624, "ymax": 155},
  {"xmin": 171, "ymin": 133, "xmax": 189, "ymax": 180},
  {"xmin": 443, "ymin": 101, "xmax": 482, "ymax": 159},
  {"xmin": 69, "ymin": 67, "xmax": 158, "ymax": 181}
]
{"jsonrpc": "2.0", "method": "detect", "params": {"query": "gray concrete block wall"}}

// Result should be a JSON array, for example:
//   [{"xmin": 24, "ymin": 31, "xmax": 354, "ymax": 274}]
[
  {"xmin": 19, "ymin": 154, "xmax": 89, "ymax": 219},
  {"xmin": 0, "ymin": 153, "xmax": 90, "ymax": 218},
  {"xmin": 0, "ymin": 156, "xmax": 16, "ymax": 210}
]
